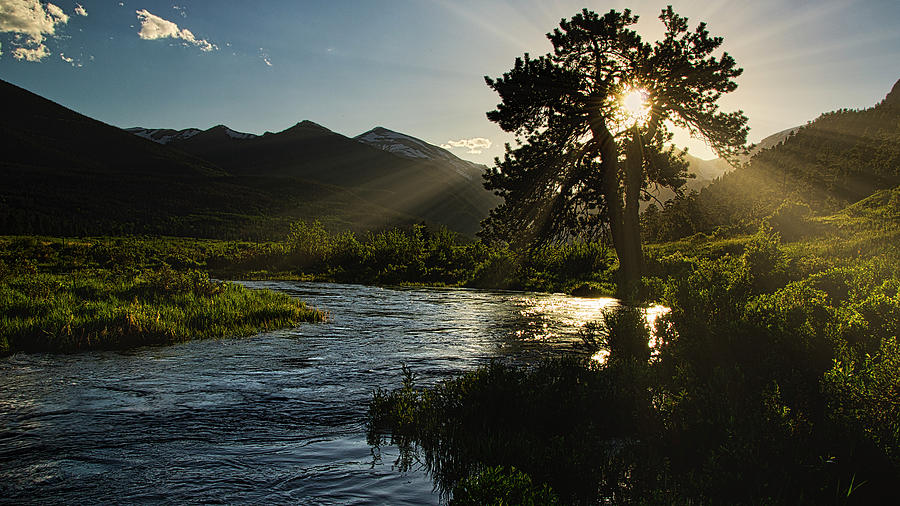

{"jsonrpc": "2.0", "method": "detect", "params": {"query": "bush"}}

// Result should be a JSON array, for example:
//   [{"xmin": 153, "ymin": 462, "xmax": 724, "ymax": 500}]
[
  {"xmin": 451, "ymin": 466, "xmax": 559, "ymax": 505},
  {"xmin": 767, "ymin": 200, "xmax": 813, "ymax": 241}
]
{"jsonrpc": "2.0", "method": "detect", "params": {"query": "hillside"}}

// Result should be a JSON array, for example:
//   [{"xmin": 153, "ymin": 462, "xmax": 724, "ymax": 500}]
[
  {"xmin": 642, "ymin": 78, "xmax": 900, "ymax": 241},
  {"xmin": 645, "ymin": 127, "xmax": 806, "ymax": 208},
  {"xmin": 0, "ymin": 79, "xmax": 419, "ymax": 238},
  {"xmin": 132, "ymin": 122, "xmax": 498, "ymax": 235},
  {"xmin": 0, "ymin": 80, "xmax": 497, "ymax": 238}
]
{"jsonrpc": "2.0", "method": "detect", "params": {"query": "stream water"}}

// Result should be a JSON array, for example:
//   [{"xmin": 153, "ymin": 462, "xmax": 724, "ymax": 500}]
[{"xmin": 0, "ymin": 281, "xmax": 652, "ymax": 504}]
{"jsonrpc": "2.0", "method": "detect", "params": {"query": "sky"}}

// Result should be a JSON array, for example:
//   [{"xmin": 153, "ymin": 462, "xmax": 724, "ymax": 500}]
[{"xmin": 1, "ymin": 0, "xmax": 899, "ymax": 164}]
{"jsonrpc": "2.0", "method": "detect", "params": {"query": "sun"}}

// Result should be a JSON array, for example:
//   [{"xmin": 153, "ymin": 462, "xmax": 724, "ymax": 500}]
[{"xmin": 620, "ymin": 87, "xmax": 650, "ymax": 124}]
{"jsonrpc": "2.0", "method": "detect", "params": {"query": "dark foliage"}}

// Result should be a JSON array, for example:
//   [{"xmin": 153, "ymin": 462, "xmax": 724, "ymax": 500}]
[{"xmin": 369, "ymin": 200, "xmax": 900, "ymax": 503}]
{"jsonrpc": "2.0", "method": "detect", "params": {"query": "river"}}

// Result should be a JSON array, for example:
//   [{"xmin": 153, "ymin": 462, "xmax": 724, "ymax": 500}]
[{"xmin": 0, "ymin": 281, "xmax": 659, "ymax": 504}]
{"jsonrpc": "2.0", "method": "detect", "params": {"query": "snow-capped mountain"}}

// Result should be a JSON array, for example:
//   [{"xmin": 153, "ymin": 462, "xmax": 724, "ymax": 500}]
[
  {"xmin": 355, "ymin": 126, "xmax": 486, "ymax": 181},
  {"xmin": 127, "ymin": 125, "xmax": 257, "ymax": 144}
]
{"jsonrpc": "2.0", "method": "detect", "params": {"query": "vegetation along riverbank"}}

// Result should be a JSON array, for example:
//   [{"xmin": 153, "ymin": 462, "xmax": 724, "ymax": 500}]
[
  {"xmin": 0, "ymin": 240, "xmax": 325, "ymax": 355},
  {"xmin": 368, "ymin": 187, "xmax": 900, "ymax": 504}
]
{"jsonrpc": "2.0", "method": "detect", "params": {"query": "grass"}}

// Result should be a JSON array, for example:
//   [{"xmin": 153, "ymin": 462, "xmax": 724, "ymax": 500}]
[{"xmin": 0, "ymin": 266, "xmax": 324, "ymax": 356}]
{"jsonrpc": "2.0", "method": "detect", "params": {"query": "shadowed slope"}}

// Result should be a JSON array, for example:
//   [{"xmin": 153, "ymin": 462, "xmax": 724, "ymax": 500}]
[
  {"xmin": 0, "ymin": 80, "xmax": 415, "ymax": 238},
  {"xmin": 160, "ymin": 122, "xmax": 499, "ymax": 235}
]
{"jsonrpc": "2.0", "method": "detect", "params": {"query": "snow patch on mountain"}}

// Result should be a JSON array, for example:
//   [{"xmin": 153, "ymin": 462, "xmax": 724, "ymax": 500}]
[
  {"xmin": 223, "ymin": 127, "xmax": 256, "ymax": 140},
  {"xmin": 126, "ymin": 127, "xmax": 203, "ymax": 144},
  {"xmin": 355, "ymin": 126, "xmax": 486, "ymax": 181},
  {"xmin": 356, "ymin": 128, "xmax": 431, "ymax": 159},
  {"xmin": 127, "ymin": 126, "xmax": 257, "ymax": 144}
]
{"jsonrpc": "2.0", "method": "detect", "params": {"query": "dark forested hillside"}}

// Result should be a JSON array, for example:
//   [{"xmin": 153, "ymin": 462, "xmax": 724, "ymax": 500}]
[
  {"xmin": 643, "ymin": 78, "xmax": 900, "ymax": 241},
  {"xmin": 0, "ymin": 80, "xmax": 495, "ymax": 238},
  {"xmin": 160, "ymin": 121, "xmax": 497, "ymax": 235}
]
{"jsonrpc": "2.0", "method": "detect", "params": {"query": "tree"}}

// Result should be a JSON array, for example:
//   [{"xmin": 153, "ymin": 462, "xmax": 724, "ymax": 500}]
[{"xmin": 481, "ymin": 7, "xmax": 748, "ymax": 298}]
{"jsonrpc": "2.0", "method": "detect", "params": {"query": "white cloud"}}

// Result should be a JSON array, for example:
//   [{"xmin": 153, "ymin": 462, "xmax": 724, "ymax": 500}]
[
  {"xmin": 0, "ymin": 0, "xmax": 69, "ymax": 61},
  {"xmin": 74, "ymin": 4, "xmax": 86, "ymax": 16},
  {"xmin": 44, "ymin": 2, "xmax": 65, "ymax": 22},
  {"xmin": 442, "ymin": 137, "xmax": 493, "ymax": 154},
  {"xmin": 135, "ymin": 9, "xmax": 216, "ymax": 52},
  {"xmin": 59, "ymin": 51, "xmax": 70, "ymax": 62},
  {"xmin": 12, "ymin": 42, "xmax": 48, "ymax": 61}
]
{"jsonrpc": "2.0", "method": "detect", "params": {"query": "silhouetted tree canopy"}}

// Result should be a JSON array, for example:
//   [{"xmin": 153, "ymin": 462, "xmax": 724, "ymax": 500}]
[{"xmin": 481, "ymin": 6, "xmax": 748, "ymax": 295}]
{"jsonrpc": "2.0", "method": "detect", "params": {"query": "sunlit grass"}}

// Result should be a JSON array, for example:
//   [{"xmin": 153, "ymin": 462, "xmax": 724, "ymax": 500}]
[{"xmin": 0, "ymin": 268, "xmax": 324, "ymax": 355}]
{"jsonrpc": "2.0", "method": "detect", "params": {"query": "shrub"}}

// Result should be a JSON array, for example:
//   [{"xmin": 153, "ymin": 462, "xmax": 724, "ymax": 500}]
[{"xmin": 451, "ymin": 466, "xmax": 559, "ymax": 505}]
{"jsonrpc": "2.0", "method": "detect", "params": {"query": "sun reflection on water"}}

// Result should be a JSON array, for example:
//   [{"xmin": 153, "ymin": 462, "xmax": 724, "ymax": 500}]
[
  {"xmin": 589, "ymin": 303, "xmax": 671, "ymax": 364},
  {"xmin": 505, "ymin": 293, "xmax": 670, "ymax": 363},
  {"xmin": 513, "ymin": 295, "xmax": 619, "ymax": 342}
]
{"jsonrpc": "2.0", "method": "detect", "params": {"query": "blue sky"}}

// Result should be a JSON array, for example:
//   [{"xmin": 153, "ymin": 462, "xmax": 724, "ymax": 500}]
[{"xmin": 1, "ymin": 0, "xmax": 899, "ymax": 163}]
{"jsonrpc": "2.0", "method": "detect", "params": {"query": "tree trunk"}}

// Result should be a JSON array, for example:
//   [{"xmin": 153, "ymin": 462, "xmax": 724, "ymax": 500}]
[
  {"xmin": 590, "ymin": 119, "xmax": 642, "ymax": 300},
  {"xmin": 621, "ymin": 125, "xmax": 645, "ymax": 300}
]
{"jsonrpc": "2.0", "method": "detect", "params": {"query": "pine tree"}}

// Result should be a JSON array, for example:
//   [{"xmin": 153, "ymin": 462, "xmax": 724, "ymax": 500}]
[{"xmin": 482, "ymin": 7, "xmax": 748, "ymax": 298}]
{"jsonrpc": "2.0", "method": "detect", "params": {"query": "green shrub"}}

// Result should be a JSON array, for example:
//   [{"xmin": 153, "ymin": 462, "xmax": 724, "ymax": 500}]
[
  {"xmin": 451, "ymin": 466, "xmax": 559, "ymax": 505},
  {"xmin": 767, "ymin": 200, "xmax": 813, "ymax": 241}
]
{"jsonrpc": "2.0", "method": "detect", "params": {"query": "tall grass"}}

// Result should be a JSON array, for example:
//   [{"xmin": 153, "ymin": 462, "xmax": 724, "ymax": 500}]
[{"xmin": 0, "ymin": 266, "xmax": 324, "ymax": 355}]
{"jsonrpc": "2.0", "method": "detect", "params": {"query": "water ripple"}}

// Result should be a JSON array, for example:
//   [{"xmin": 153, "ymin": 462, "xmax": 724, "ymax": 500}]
[{"xmin": 0, "ymin": 282, "xmax": 619, "ymax": 504}]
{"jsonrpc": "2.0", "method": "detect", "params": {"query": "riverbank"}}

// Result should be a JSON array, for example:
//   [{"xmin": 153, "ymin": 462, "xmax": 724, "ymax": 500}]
[
  {"xmin": 368, "ymin": 188, "xmax": 900, "ymax": 504},
  {"xmin": 0, "ymin": 267, "xmax": 325, "ymax": 356},
  {"xmin": 0, "ymin": 225, "xmax": 620, "ymax": 296},
  {"xmin": 0, "ymin": 281, "xmax": 602, "ymax": 504}
]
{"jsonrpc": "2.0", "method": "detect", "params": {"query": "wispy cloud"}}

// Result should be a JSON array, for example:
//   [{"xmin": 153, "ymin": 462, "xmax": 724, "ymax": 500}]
[
  {"xmin": 74, "ymin": 3, "xmax": 86, "ymax": 16},
  {"xmin": 441, "ymin": 137, "xmax": 493, "ymax": 154},
  {"xmin": 135, "ymin": 9, "xmax": 216, "ymax": 52},
  {"xmin": 0, "ymin": 0, "xmax": 69, "ymax": 61},
  {"xmin": 259, "ymin": 47, "xmax": 271, "ymax": 66}
]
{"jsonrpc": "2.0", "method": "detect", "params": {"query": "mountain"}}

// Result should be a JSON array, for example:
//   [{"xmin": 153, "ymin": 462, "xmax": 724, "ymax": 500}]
[
  {"xmin": 126, "ymin": 125, "xmax": 258, "ymax": 145},
  {"xmin": 355, "ymin": 126, "xmax": 486, "ymax": 181},
  {"xmin": 0, "ymin": 77, "xmax": 503, "ymax": 238},
  {"xmin": 0, "ymin": 79, "xmax": 220, "ymax": 178},
  {"xmin": 643, "ymin": 126, "xmax": 806, "ymax": 208},
  {"xmin": 641, "ymin": 150, "xmax": 734, "ymax": 209},
  {"xmin": 882, "ymin": 78, "xmax": 900, "ymax": 108},
  {"xmin": 132, "ymin": 121, "xmax": 498, "ymax": 235},
  {"xmin": 0, "ymin": 79, "xmax": 428, "ymax": 238},
  {"xmin": 748, "ymin": 127, "xmax": 802, "ymax": 158}
]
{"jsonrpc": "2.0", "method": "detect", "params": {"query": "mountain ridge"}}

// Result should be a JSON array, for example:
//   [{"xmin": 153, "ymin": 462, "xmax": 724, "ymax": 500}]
[
  {"xmin": 0, "ymin": 78, "xmax": 495, "ymax": 238},
  {"xmin": 126, "ymin": 121, "xmax": 499, "ymax": 235}
]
